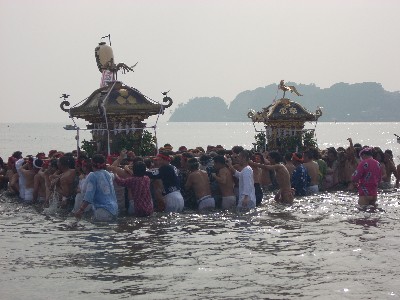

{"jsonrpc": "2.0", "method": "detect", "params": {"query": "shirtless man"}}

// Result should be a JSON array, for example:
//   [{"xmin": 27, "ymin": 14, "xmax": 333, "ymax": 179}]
[
  {"xmin": 252, "ymin": 151, "xmax": 294, "ymax": 204},
  {"xmin": 284, "ymin": 153, "xmax": 295, "ymax": 178},
  {"xmin": 43, "ymin": 159, "xmax": 59, "ymax": 206},
  {"xmin": 32, "ymin": 159, "xmax": 46, "ymax": 203},
  {"xmin": 252, "ymin": 153, "xmax": 265, "ymax": 206},
  {"xmin": 108, "ymin": 149, "xmax": 136, "ymax": 212},
  {"xmin": 303, "ymin": 150, "xmax": 319, "ymax": 195},
  {"xmin": 185, "ymin": 158, "xmax": 215, "ymax": 211},
  {"xmin": 51, "ymin": 156, "xmax": 76, "ymax": 209},
  {"xmin": 19, "ymin": 158, "xmax": 38, "ymax": 202},
  {"xmin": 212, "ymin": 155, "xmax": 235, "ymax": 210},
  {"xmin": 383, "ymin": 149, "xmax": 398, "ymax": 188},
  {"xmin": 341, "ymin": 140, "xmax": 359, "ymax": 190}
]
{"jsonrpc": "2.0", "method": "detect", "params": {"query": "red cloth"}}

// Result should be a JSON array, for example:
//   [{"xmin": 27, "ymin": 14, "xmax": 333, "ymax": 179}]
[{"xmin": 114, "ymin": 175, "xmax": 153, "ymax": 217}]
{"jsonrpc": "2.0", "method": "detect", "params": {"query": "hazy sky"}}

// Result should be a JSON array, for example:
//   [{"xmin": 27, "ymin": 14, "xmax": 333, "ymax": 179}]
[{"xmin": 1, "ymin": 0, "xmax": 399, "ymax": 123}]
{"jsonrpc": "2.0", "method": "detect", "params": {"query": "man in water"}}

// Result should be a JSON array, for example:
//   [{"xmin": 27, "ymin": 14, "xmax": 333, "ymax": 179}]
[
  {"xmin": 53, "ymin": 155, "xmax": 76, "ymax": 210},
  {"xmin": 212, "ymin": 155, "xmax": 236, "ymax": 210},
  {"xmin": 291, "ymin": 152, "xmax": 310, "ymax": 196},
  {"xmin": 146, "ymin": 153, "xmax": 184, "ymax": 212},
  {"xmin": 75, "ymin": 154, "xmax": 118, "ymax": 222},
  {"xmin": 19, "ymin": 157, "xmax": 43, "ymax": 202},
  {"xmin": 252, "ymin": 151, "xmax": 294, "ymax": 204},
  {"xmin": 352, "ymin": 147, "xmax": 381, "ymax": 206},
  {"xmin": 383, "ymin": 149, "xmax": 398, "ymax": 188},
  {"xmin": 32, "ymin": 159, "xmax": 46, "ymax": 203},
  {"xmin": 114, "ymin": 161, "xmax": 153, "ymax": 217},
  {"xmin": 185, "ymin": 157, "xmax": 215, "ymax": 211},
  {"xmin": 14, "ymin": 151, "xmax": 25, "ymax": 200},
  {"xmin": 227, "ymin": 150, "xmax": 256, "ymax": 210},
  {"xmin": 303, "ymin": 150, "xmax": 319, "ymax": 195}
]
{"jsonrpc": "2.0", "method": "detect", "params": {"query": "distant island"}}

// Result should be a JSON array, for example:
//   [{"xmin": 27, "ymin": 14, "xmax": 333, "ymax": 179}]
[{"xmin": 169, "ymin": 82, "xmax": 400, "ymax": 122}]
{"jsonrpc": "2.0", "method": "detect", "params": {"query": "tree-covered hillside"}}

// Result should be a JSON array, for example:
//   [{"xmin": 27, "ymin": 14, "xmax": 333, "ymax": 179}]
[{"xmin": 168, "ymin": 82, "xmax": 400, "ymax": 122}]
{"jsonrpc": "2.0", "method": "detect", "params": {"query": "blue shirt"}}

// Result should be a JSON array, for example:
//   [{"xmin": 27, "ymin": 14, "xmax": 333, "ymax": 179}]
[
  {"xmin": 291, "ymin": 164, "xmax": 311, "ymax": 196},
  {"xmin": 84, "ymin": 170, "xmax": 118, "ymax": 215}
]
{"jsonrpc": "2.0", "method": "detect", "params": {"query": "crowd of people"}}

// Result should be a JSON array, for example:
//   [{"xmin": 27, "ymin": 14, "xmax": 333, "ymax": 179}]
[{"xmin": 0, "ymin": 138, "xmax": 399, "ymax": 222}]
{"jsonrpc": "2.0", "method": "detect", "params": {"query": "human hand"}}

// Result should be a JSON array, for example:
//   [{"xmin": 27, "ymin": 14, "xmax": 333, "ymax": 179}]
[
  {"xmin": 242, "ymin": 195, "xmax": 249, "ymax": 207},
  {"xmin": 74, "ymin": 209, "xmax": 84, "ymax": 220}
]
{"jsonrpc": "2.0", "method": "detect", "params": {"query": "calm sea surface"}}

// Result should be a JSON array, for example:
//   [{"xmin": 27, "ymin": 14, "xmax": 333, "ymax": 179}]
[
  {"xmin": 1, "ymin": 122, "xmax": 400, "ymax": 299},
  {"xmin": 1, "ymin": 122, "xmax": 400, "ymax": 161}
]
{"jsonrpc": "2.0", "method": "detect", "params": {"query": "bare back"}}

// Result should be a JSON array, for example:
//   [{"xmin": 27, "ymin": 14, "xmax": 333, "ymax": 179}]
[
  {"xmin": 214, "ymin": 166, "xmax": 235, "ymax": 197},
  {"xmin": 21, "ymin": 169, "xmax": 35, "ymax": 189},
  {"xmin": 303, "ymin": 161, "xmax": 319, "ymax": 186},
  {"xmin": 58, "ymin": 169, "xmax": 76, "ymax": 197},
  {"xmin": 185, "ymin": 170, "xmax": 212, "ymax": 200},
  {"xmin": 274, "ymin": 164, "xmax": 291, "ymax": 192}
]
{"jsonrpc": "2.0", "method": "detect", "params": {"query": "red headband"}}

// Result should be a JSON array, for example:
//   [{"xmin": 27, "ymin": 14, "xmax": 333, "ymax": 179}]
[
  {"xmin": 292, "ymin": 153, "xmax": 304, "ymax": 162},
  {"xmin": 157, "ymin": 153, "xmax": 171, "ymax": 162}
]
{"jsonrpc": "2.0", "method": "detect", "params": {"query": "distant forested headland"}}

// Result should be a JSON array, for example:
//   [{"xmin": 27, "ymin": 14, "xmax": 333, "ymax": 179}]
[{"xmin": 169, "ymin": 82, "xmax": 400, "ymax": 122}]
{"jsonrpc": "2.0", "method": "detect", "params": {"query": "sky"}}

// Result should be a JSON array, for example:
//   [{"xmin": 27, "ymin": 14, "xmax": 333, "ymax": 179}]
[{"xmin": 1, "ymin": 0, "xmax": 399, "ymax": 123}]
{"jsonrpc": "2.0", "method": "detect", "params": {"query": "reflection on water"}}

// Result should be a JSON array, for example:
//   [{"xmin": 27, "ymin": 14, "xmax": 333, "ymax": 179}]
[{"xmin": 1, "ymin": 189, "xmax": 400, "ymax": 299}]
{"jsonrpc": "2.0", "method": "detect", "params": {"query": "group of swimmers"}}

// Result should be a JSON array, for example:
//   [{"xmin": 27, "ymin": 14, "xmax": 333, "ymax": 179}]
[{"xmin": 0, "ymin": 138, "xmax": 398, "ymax": 221}]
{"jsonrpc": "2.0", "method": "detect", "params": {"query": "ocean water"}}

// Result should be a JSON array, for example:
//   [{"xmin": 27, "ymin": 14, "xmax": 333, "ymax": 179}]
[
  {"xmin": 1, "ymin": 122, "xmax": 400, "ymax": 299},
  {"xmin": 1, "ymin": 122, "xmax": 400, "ymax": 162}
]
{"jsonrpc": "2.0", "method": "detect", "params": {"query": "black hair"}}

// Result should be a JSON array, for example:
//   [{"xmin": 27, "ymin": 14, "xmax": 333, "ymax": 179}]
[
  {"xmin": 50, "ymin": 158, "xmax": 58, "ymax": 169},
  {"xmin": 216, "ymin": 149, "xmax": 226, "ymax": 156},
  {"xmin": 384, "ymin": 149, "xmax": 393, "ymax": 157},
  {"xmin": 133, "ymin": 161, "xmax": 147, "ymax": 177},
  {"xmin": 284, "ymin": 152, "xmax": 292, "ymax": 162},
  {"xmin": 82, "ymin": 158, "xmax": 93, "ymax": 174},
  {"xmin": 144, "ymin": 158, "xmax": 153, "ymax": 169},
  {"xmin": 252, "ymin": 152, "xmax": 265, "ymax": 164},
  {"xmin": 213, "ymin": 155, "xmax": 226, "ymax": 165},
  {"xmin": 269, "ymin": 151, "xmax": 283, "ymax": 163},
  {"xmin": 327, "ymin": 147, "xmax": 337, "ymax": 158},
  {"xmin": 308, "ymin": 148, "xmax": 320, "ymax": 160},
  {"xmin": 232, "ymin": 146, "xmax": 244, "ymax": 154},
  {"xmin": 170, "ymin": 155, "xmax": 182, "ymax": 169},
  {"xmin": 58, "ymin": 156, "xmax": 72, "ymax": 168},
  {"xmin": 304, "ymin": 150, "xmax": 314, "ymax": 160},
  {"xmin": 187, "ymin": 157, "xmax": 199, "ymax": 170},
  {"xmin": 239, "ymin": 150, "xmax": 251, "ymax": 161},
  {"xmin": 132, "ymin": 156, "xmax": 144, "ymax": 163},
  {"xmin": 92, "ymin": 154, "xmax": 106, "ymax": 165},
  {"xmin": 12, "ymin": 151, "xmax": 22, "ymax": 159}
]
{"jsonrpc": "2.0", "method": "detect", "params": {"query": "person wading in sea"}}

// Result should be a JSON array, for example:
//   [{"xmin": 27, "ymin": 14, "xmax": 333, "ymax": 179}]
[
  {"xmin": 146, "ymin": 153, "xmax": 184, "ymax": 212},
  {"xmin": 251, "ymin": 151, "xmax": 294, "ymax": 204},
  {"xmin": 227, "ymin": 150, "xmax": 256, "ymax": 210},
  {"xmin": 352, "ymin": 147, "xmax": 382, "ymax": 206},
  {"xmin": 185, "ymin": 157, "xmax": 215, "ymax": 211},
  {"xmin": 303, "ymin": 150, "xmax": 319, "ymax": 195},
  {"xmin": 291, "ymin": 152, "xmax": 311, "ymax": 196},
  {"xmin": 212, "ymin": 155, "xmax": 236, "ymax": 210},
  {"xmin": 75, "ymin": 154, "xmax": 118, "ymax": 222}
]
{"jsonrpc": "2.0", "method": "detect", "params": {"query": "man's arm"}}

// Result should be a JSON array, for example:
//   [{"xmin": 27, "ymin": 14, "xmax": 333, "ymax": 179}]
[
  {"xmin": 212, "ymin": 169, "xmax": 227, "ymax": 185},
  {"xmin": 185, "ymin": 173, "xmax": 193, "ymax": 191},
  {"xmin": 32, "ymin": 174, "xmax": 40, "ymax": 203}
]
